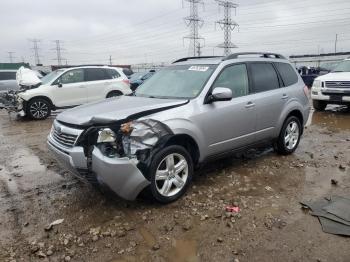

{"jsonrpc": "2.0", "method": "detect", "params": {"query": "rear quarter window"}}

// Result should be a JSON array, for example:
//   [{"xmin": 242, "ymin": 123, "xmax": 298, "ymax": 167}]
[
  {"xmin": 106, "ymin": 69, "xmax": 121, "ymax": 79},
  {"xmin": 274, "ymin": 62, "xmax": 298, "ymax": 86}
]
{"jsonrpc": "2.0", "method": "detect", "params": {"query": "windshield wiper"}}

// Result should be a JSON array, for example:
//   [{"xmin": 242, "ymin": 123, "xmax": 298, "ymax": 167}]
[{"xmin": 332, "ymin": 70, "xmax": 345, "ymax": 72}]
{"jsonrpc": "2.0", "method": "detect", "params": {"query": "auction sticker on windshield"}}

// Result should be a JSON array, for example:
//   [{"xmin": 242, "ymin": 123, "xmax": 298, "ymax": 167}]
[{"xmin": 188, "ymin": 66, "xmax": 209, "ymax": 72}]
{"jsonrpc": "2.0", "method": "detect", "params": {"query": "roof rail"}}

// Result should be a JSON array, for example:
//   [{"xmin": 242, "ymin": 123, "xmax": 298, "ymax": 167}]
[
  {"xmin": 172, "ymin": 56, "xmax": 223, "ymax": 64},
  {"xmin": 223, "ymin": 52, "xmax": 286, "ymax": 60}
]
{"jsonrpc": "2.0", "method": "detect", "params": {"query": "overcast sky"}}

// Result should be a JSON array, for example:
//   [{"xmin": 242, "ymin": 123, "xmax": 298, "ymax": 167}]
[{"xmin": 1, "ymin": 0, "xmax": 349, "ymax": 65}]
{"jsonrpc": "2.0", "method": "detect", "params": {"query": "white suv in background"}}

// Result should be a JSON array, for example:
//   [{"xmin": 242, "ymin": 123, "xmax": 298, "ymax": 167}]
[
  {"xmin": 16, "ymin": 66, "xmax": 132, "ymax": 120},
  {"xmin": 311, "ymin": 59, "xmax": 350, "ymax": 111}
]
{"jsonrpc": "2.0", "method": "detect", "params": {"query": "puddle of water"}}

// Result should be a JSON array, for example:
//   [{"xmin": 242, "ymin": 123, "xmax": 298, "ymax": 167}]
[
  {"xmin": 169, "ymin": 239, "xmax": 198, "ymax": 262},
  {"xmin": 310, "ymin": 110, "xmax": 350, "ymax": 131},
  {"xmin": 302, "ymin": 166, "xmax": 349, "ymax": 199},
  {"xmin": 8, "ymin": 148, "xmax": 64, "ymax": 191}
]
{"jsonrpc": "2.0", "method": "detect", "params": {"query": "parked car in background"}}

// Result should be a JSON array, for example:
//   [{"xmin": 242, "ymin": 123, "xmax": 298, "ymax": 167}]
[
  {"xmin": 311, "ymin": 58, "xmax": 350, "ymax": 110},
  {"xmin": 297, "ymin": 66, "xmax": 331, "ymax": 88},
  {"xmin": 48, "ymin": 52, "xmax": 309, "ymax": 203},
  {"xmin": 130, "ymin": 70, "xmax": 156, "ymax": 91},
  {"xmin": 0, "ymin": 70, "xmax": 19, "ymax": 93},
  {"xmin": 122, "ymin": 68, "xmax": 134, "ymax": 79},
  {"xmin": 7, "ymin": 66, "xmax": 132, "ymax": 120}
]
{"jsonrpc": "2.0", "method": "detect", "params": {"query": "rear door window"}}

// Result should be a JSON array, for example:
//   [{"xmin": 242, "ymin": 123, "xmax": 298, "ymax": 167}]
[
  {"xmin": 0, "ymin": 72, "xmax": 16, "ymax": 80},
  {"xmin": 274, "ymin": 62, "xmax": 298, "ymax": 86},
  {"xmin": 85, "ymin": 68, "xmax": 109, "ymax": 81},
  {"xmin": 250, "ymin": 63, "xmax": 280, "ymax": 93}
]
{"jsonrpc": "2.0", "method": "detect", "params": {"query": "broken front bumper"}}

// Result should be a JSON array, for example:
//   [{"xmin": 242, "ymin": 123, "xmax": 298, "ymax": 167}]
[
  {"xmin": 91, "ymin": 147, "xmax": 150, "ymax": 201},
  {"xmin": 47, "ymin": 135, "xmax": 150, "ymax": 201}
]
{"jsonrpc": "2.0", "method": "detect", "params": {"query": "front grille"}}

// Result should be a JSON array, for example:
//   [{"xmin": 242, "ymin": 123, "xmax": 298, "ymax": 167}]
[
  {"xmin": 325, "ymin": 81, "xmax": 350, "ymax": 89},
  {"xmin": 52, "ymin": 129, "xmax": 78, "ymax": 148}
]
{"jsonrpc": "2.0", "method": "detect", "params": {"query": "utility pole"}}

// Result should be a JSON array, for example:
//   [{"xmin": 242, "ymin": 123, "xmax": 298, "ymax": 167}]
[
  {"xmin": 215, "ymin": 0, "xmax": 239, "ymax": 56},
  {"xmin": 334, "ymin": 34, "xmax": 338, "ymax": 54},
  {"xmin": 183, "ymin": 0, "xmax": 205, "ymax": 57},
  {"xmin": 53, "ymin": 40, "xmax": 64, "ymax": 66},
  {"xmin": 29, "ymin": 39, "xmax": 41, "ymax": 65},
  {"xmin": 109, "ymin": 55, "xmax": 112, "ymax": 65},
  {"xmin": 7, "ymin": 52, "xmax": 15, "ymax": 63}
]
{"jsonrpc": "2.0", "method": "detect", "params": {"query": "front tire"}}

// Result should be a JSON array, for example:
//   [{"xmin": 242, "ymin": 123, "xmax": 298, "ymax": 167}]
[
  {"xmin": 26, "ymin": 98, "xmax": 51, "ymax": 120},
  {"xmin": 313, "ymin": 100, "xmax": 327, "ymax": 111},
  {"xmin": 275, "ymin": 116, "xmax": 302, "ymax": 155},
  {"xmin": 148, "ymin": 145, "xmax": 193, "ymax": 204}
]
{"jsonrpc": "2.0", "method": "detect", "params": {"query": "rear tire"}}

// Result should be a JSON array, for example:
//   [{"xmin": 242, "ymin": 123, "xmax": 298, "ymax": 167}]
[
  {"xmin": 313, "ymin": 100, "xmax": 327, "ymax": 111},
  {"xmin": 26, "ymin": 98, "xmax": 51, "ymax": 120},
  {"xmin": 106, "ymin": 91, "xmax": 123, "ymax": 98},
  {"xmin": 147, "ymin": 145, "xmax": 193, "ymax": 204},
  {"xmin": 275, "ymin": 116, "xmax": 302, "ymax": 155}
]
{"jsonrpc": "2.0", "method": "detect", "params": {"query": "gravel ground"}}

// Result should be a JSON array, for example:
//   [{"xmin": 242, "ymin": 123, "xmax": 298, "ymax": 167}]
[{"xmin": 0, "ymin": 106, "xmax": 349, "ymax": 262}]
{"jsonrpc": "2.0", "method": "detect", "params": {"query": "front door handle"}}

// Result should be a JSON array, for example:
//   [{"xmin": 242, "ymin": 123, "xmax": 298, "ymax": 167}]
[
  {"xmin": 282, "ymin": 94, "xmax": 289, "ymax": 99},
  {"xmin": 245, "ymin": 101, "xmax": 255, "ymax": 108}
]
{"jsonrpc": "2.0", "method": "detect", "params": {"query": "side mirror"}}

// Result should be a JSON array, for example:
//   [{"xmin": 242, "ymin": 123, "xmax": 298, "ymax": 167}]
[
  {"xmin": 207, "ymin": 87, "xmax": 232, "ymax": 103},
  {"xmin": 57, "ymin": 80, "xmax": 62, "ymax": 88}
]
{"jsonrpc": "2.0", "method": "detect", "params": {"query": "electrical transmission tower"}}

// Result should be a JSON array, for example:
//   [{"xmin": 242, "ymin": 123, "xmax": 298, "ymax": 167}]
[
  {"xmin": 215, "ymin": 0, "xmax": 239, "ymax": 56},
  {"xmin": 29, "ymin": 39, "xmax": 41, "ymax": 65},
  {"xmin": 183, "ymin": 0, "xmax": 205, "ymax": 57},
  {"xmin": 53, "ymin": 40, "xmax": 64, "ymax": 66},
  {"xmin": 7, "ymin": 52, "xmax": 15, "ymax": 63}
]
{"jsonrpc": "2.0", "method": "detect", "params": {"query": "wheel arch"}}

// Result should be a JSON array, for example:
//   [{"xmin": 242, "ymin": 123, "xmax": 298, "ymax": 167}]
[
  {"xmin": 165, "ymin": 134, "xmax": 200, "ymax": 167},
  {"xmin": 286, "ymin": 110, "xmax": 304, "ymax": 128},
  {"xmin": 106, "ymin": 90, "xmax": 123, "ymax": 98},
  {"xmin": 26, "ymin": 96, "xmax": 55, "ymax": 110}
]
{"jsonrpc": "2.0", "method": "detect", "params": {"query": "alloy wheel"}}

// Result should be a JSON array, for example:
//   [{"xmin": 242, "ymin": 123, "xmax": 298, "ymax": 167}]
[
  {"xmin": 155, "ymin": 153, "xmax": 189, "ymax": 197},
  {"xmin": 284, "ymin": 121, "xmax": 300, "ymax": 150},
  {"xmin": 29, "ymin": 101, "xmax": 49, "ymax": 119}
]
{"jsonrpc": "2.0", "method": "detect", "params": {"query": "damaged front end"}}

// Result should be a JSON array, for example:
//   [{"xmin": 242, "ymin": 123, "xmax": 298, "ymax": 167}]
[
  {"xmin": 78, "ymin": 119, "xmax": 174, "ymax": 200},
  {"xmin": 0, "ymin": 90, "xmax": 25, "ymax": 116}
]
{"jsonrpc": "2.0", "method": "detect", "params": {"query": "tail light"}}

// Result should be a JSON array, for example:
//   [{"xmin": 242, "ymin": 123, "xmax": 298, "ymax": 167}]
[
  {"xmin": 122, "ymin": 79, "xmax": 130, "ymax": 86},
  {"xmin": 303, "ymin": 85, "xmax": 309, "ymax": 97}
]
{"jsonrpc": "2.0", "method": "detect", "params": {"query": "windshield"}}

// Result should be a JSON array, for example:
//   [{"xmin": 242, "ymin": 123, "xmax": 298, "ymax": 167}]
[
  {"xmin": 332, "ymin": 60, "xmax": 350, "ymax": 72},
  {"xmin": 135, "ymin": 64, "xmax": 216, "ymax": 99},
  {"xmin": 130, "ymin": 72, "xmax": 144, "ymax": 81},
  {"xmin": 40, "ymin": 70, "xmax": 64, "ymax": 85}
]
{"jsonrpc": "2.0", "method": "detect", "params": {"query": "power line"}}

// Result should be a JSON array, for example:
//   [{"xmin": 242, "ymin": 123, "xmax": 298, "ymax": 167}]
[
  {"xmin": 29, "ymin": 39, "xmax": 41, "ymax": 65},
  {"xmin": 183, "ymin": 0, "xmax": 205, "ymax": 56},
  {"xmin": 215, "ymin": 0, "xmax": 239, "ymax": 56},
  {"xmin": 7, "ymin": 52, "xmax": 15, "ymax": 63}
]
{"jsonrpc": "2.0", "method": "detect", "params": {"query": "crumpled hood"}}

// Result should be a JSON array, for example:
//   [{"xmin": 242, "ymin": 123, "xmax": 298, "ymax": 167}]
[
  {"xmin": 16, "ymin": 66, "xmax": 41, "ymax": 87},
  {"xmin": 316, "ymin": 72, "xmax": 350, "ymax": 81},
  {"xmin": 56, "ymin": 95, "xmax": 188, "ymax": 126}
]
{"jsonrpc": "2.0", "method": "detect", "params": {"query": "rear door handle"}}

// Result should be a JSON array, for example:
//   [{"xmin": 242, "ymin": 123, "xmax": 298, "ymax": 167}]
[
  {"xmin": 245, "ymin": 101, "xmax": 255, "ymax": 108},
  {"xmin": 282, "ymin": 94, "xmax": 289, "ymax": 99}
]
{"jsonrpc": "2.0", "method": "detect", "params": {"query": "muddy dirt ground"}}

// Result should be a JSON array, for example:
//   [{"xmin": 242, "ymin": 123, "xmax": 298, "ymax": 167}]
[{"xmin": 0, "ymin": 106, "xmax": 350, "ymax": 262}]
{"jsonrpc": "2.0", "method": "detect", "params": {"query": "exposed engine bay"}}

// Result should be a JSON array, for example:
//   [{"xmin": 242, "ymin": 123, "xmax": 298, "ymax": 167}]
[{"xmin": 75, "ymin": 119, "xmax": 174, "ymax": 180}]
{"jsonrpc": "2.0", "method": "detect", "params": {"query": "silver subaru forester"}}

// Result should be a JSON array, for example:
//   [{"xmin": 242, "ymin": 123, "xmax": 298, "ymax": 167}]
[{"xmin": 47, "ymin": 52, "xmax": 310, "ymax": 203}]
